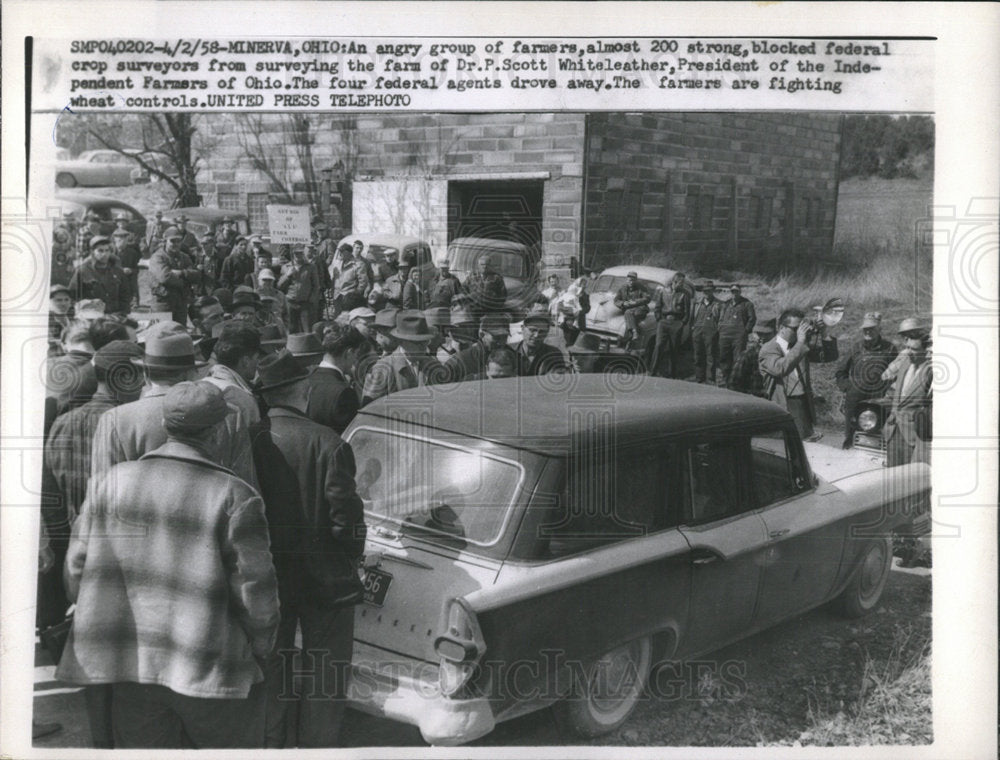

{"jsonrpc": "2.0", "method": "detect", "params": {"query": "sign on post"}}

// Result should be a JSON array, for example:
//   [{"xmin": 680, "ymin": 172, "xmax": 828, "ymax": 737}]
[{"xmin": 266, "ymin": 204, "xmax": 311, "ymax": 245}]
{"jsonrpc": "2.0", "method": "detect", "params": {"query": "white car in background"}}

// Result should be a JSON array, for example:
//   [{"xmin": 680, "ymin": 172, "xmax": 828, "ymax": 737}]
[{"xmin": 55, "ymin": 149, "xmax": 138, "ymax": 188}]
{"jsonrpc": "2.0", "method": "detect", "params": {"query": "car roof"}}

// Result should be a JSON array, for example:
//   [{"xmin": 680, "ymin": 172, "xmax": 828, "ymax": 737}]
[
  {"xmin": 597, "ymin": 265, "xmax": 677, "ymax": 284},
  {"xmin": 338, "ymin": 233, "xmax": 427, "ymax": 249},
  {"xmin": 448, "ymin": 237, "xmax": 529, "ymax": 252},
  {"xmin": 357, "ymin": 376, "xmax": 789, "ymax": 452},
  {"xmin": 53, "ymin": 191, "xmax": 144, "ymax": 215},
  {"xmin": 165, "ymin": 207, "xmax": 249, "ymax": 222}
]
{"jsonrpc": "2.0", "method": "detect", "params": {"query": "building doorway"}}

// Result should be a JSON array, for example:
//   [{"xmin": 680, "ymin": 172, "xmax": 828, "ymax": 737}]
[{"xmin": 447, "ymin": 180, "xmax": 544, "ymax": 253}]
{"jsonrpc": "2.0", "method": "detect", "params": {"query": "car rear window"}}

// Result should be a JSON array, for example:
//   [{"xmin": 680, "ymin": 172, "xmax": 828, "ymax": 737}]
[
  {"xmin": 448, "ymin": 245, "xmax": 529, "ymax": 279},
  {"xmin": 349, "ymin": 427, "xmax": 525, "ymax": 546}
]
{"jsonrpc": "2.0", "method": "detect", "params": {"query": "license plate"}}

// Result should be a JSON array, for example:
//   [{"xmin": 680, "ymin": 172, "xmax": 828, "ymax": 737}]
[{"xmin": 363, "ymin": 568, "xmax": 392, "ymax": 607}]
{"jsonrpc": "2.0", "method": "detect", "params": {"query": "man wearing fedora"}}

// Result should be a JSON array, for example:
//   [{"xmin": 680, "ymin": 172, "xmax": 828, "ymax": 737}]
[
  {"xmin": 882, "ymin": 317, "xmax": 933, "ymax": 466},
  {"xmin": 149, "ymin": 228, "xmax": 201, "ymax": 324},
  {"xmin": 90, "ymin": 323, "xmax": 257, "ymax": 488},
  {"xmin": 253, "ymin": 350, "xmax": 367, "ymax": 747},
  {"xmin": 68, "ymin": 235, "xmax": 130, "ymax": 315},
  {"xmin": 230, "ymin": 285, "xmax": 264, "ymax": 322},
  {"xmin": 442, "ymin": 312, "xmax": 514, "ymax": 383},
  {"xmin": 304, "ymin": 322, "xmax": 366, "ymax": 434},
  {"xmin": 286, "ymin": 332, "xmax": 325, "ymax": 371},
  {"xmin": 511, "ymin": 305, "xmax": 569, "ymax": 376},
  {"xmin": 363, "ymin": 310, "xmax": 445, "ymax": 403},
  {"xmin": 835, "ymin": 311, "xmax": 897, "ymax": 449},
  {"xmin": 58, "ymin": 381, "xmax": 279, "ymax": 749}
]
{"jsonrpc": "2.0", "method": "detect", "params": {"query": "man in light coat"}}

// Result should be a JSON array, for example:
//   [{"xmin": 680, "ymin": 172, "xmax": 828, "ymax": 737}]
[
  {"xmin": 57, "ymin": 382, "xmax": 279, "ymax": 748},
  {"xmin": 882, "ymin": 317, "xmax": 933, "ymax": 466}
]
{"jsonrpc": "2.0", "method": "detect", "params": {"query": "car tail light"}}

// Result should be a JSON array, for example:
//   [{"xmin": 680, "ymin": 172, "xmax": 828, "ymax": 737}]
[
  {"xmin": 435, "ymin": 598, "xmax": 486, "ymax": 696},
  {"xmin": 857, "ymin": 409, "xmax": 879, "ymax": 432}
]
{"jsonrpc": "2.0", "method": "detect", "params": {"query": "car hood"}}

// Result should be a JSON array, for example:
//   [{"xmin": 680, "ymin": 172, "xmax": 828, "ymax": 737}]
[
  {"xmin": 584, "ymin": 291, "xmax": 626, "ymax": 335},
  {"xmin": 803, "ymin": 441, "xmax": 885, "ymax": 482}
]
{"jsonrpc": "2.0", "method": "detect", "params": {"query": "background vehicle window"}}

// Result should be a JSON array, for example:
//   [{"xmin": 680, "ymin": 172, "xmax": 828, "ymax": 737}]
[
  {"xmin": 750, "ymin": 429, "xmax": 811, "ymax": 506},
  {"xmin": 686, "ymin": 440, "xmax": 747, "ymax": 523},
  {"xmin": 544, "ymin": 444, "xmax": 676, "ymax": 556}
]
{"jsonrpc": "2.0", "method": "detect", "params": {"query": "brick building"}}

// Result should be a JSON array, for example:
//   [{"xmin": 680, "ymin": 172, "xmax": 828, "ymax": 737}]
[{"xmin": 197, "ymin": 112, "xmax": 842, "ymax": 273}]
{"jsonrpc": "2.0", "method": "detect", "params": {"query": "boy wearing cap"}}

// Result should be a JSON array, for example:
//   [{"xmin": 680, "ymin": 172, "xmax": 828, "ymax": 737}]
[
  {"xmin": 58, "ymin": 382, "xmax": 279, "ymax": 749},
  {"xmin": 253, "ymin": 350, "xmax": 366, "ymax": 747},
  {"xmin": 68, "ymin": 236, "xmax": 130, "ymax": 314},
  {"xmin": 835, "ymin": 311, "xmax": 897, "ymax": 448},
  {"xmin": 90, "ymin": 323, "xmax": 257, "ymax": 488},
  {"xmin": 882, "ymin": 317, "xmax": 933, "ymax": 466}
]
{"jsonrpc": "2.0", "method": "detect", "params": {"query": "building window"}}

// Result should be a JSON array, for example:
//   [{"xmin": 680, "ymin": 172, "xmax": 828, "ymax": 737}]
[
  {"xmin": 749, "ymin": 193, "xmax": 774, "ymax": 232},
  {"xmin": 686, "ymin": 189, "xmax": 715, "ymax": 231},
  {"xmin": 247, "ymin": 193, "xmax": 269, "ymax": 233},
  {"xmin": 217, "ymin": 192, "xmax": 241, "ymax": 212}
]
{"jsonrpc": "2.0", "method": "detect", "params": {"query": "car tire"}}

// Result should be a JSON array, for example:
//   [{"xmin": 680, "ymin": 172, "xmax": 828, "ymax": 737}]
[
  {"xmin": 552, "ymin": 635, "xmax": 652, "ymax": 739},
  {"xmin": 837, "ymin": 538, "xmax": 892, "ymax": 618},
  {"xmin": 56, "ymin": 173, "xmax": 77, "ymax": 188}
]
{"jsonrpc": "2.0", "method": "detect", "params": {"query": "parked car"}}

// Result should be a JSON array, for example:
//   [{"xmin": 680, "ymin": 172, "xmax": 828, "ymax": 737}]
[
  {"xmin": 851, "ymin": 397, "xmax": 893, "ymax": 457},
  {"xmin": 55, "ymin": 149, "xmax": 138, "ymax": 188},
  {"xmin": 343, "ymin": 377, "xmax": 931, "ymax": 745},
  {"xmin": 446, "ymin": 236, "xmax": 543, "ymax": 319},
  {"xmin": 584, "ymin": 265, "xmax": 689, "ymax": 349},
  {"xmin": 53, "ymin": 191, "xmax": 147, "ymax": 243},
  {"xmin": 163, "ymin": 207, "xmax": 251, "ymax": 239},
  {"xmin": 337, "ymin": 233, "xmax": 436, "ymax": 285}
]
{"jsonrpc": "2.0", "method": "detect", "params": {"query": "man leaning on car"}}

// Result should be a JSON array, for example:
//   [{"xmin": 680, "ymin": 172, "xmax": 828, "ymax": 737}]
[{"xmin": 613, "ymin": 271, "xmax": 651, "ymax": 349}]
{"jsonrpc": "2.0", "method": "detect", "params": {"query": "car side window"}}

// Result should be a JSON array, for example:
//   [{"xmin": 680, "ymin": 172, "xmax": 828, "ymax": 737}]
[
  {"xmin": 543, "ymin": 443, "xmax": 677, "ymax": 557},
  {"xmin": 750, "ymin": 428, "xmax": 812, "ymax": 507},
  {"xmin": 684, "ymin": 438, "xmax": 749, "ymax": 524},
  {"xmin": 415, "ymin": 245, "xmax": 432, "ymax": 267}
]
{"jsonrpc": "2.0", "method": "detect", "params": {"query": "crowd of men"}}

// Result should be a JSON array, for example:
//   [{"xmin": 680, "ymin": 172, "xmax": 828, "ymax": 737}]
[{"xmin": 38, "ymin": 211, "xmax": 932, "ymax": 747}]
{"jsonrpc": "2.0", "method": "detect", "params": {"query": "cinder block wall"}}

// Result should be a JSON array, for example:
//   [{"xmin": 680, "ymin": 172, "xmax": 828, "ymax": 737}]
[{"xmin": 583, "ymin": 113, "xmax": 842, "ymax": 273}]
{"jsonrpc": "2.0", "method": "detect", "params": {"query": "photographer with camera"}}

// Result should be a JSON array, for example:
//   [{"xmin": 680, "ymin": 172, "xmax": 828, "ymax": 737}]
[{"xmin": 759, "ymin": 307, "xmax": 838, "ymax": 441}]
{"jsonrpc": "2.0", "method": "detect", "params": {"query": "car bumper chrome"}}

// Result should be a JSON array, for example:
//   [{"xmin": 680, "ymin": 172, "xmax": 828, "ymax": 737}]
[{"xmin": 348, "ymin": 641, "xmax": 495, "ymax": 746}]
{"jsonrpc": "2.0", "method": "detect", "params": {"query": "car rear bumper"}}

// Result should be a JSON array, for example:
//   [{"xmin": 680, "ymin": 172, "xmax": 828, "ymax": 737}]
[{"xmin": 348, "ymin": 641, "xmax": 495, "ymax": 745}]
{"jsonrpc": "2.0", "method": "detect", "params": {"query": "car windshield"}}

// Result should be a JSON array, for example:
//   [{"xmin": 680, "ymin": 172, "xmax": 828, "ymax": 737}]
[
  {"xmin": 349, "ymin": 427, "xmax": 524, "ymax": 546},
  {"xmin": 593, "ymin": 275, "xmax": 661, "ymax": 293},
  {"xmin": 449, "ymin": 244, "xmax": 529, "ymax": 279},
  {"xmin": 366, "ymin": 244, "xmax": 400, "ymax": 261}
]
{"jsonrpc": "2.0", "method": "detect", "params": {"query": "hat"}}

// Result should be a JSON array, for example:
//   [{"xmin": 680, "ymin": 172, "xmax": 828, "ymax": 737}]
[
  {"xmin": 93, "ymin": 339, "xmax": 144, "ymax": 372},
  {"xmin": 90, "ymin": 235, "xmax": 111, "ymax": 249},
  {"xmin": 348, "ymin": 306, "xmax": 376, "ymax": 322},
  {"xmin": 374, "ymin": 308, "xmax": 400, "ymax": 330},
  {"xmin": 861, "ymin": 311, "xmax": 883, "ymax": 329},
  {"xmin": 423, "ymin": 307, "xmax": 451, "ymax": 328},
  {"xmin": 480, "ymin": 313, "xmax": 511, "ymax": 333},
  {"xmin": 626, "ymin": 270, "xmax": 638, "ymax": 279},
  {"xmin": 729, "ymin": 283, "xmax": 742, "ymax": 292},
  {"xmin": 259, "ymin": 323, "xmax": 287, "ymax": 351},
  {"xmin": 286, "ymin": 331, "xmax": 324, "ymax": 358},
  {"xmin": 212, "ymin": 288, "xmax": 234, "ymax": 310},
  {"xmin": 256, "ymin": 349, "xmax": 310, "ymax": 391},
  {"xmin": 569, "ymin": 332, "xmax": 605, "ymax": 353},
  {"xmin": 253, "ymin": 268, "xmax": 274, "ymax": 283},
  {"xmin": 133, "ymin": 324, "xmax": 207, "ymax": 369},
  {"xmin": 522, "ymin": 304, "xmax": 552, "ymax": 327},
  {"xmin": 898, "ymin": 316, "xmax": 929, "ymax": 337},
  {"xmin": 212, "ymin": 319, "xmax": 262, "ymax": 352},
  {"xmin": 163, "ymin": 226, "xmax": 182, "ymax": 240},
  {"xmin": 177, "ymin": 214, "xmax": 189, "ymax": 222},
  {"xmin": 75, "ymin": 299, "xmax": 106, "ymax": 319},
  {"xmin": 391, "ymin": 310, "xmax": 436, "ymax": 342},
  {"xmin": 162, "ymin": 381, "xmax": 229, "ymax": 435},
  {"xmin": 50, "ymin": 283, "xmax": 72, "ymax": 298},
  {"xmin": 702, "ymin": 280, "xmax": 716, "ymax": 291},
  {"xmin": 111, "ymin": 228, "xmax": 130, "ymax": 238},
  {"xmin": 231, "ymin": 286, "xmax": 261, "ymax": 309},
  {"xmin": 449, "ymin": 304, "xmax": 477, "ymax": 327}
]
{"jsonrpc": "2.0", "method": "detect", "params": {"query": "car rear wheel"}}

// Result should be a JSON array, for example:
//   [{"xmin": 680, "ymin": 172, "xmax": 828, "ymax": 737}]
[
  {"xmin": 837, "ymin": 538, "xmax": 892, "ymax": 618},
  {"xmin": 553, "ymin": 635, "xmax": 652, "ymax": 739},
  {"xmin": 56, "ymin": 172, "xmax": 77, "ymax": 188}
]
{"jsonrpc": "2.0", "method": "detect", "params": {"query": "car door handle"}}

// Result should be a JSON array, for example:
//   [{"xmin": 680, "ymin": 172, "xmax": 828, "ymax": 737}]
[
  {"xmin": 769, "ymin": 529, "xmax": 790, "ymax": 539},
  {"xmin": 690, "ymin": 548, "xmax": 720, "ymax": 565}
]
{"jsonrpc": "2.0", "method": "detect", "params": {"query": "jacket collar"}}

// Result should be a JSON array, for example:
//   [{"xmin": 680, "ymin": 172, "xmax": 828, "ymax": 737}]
[
  {"xmin": 140, "ymin": 439, "xmax": 236, "ymax": 476},
  {"xmin": 268, "ymin": 404, "xmax": 309, "ymax": 421},
  {"xmin": 207, "ymin": 363, "xmax": 254, "ymax": 394}
]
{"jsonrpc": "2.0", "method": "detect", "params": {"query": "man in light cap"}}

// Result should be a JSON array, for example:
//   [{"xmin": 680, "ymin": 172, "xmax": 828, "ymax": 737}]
[
  {"xmin": 252, "ymin": 350, "xmax": 366, "ymax": 747},
  {"xmin": 90, "ymin": 322, "xmax": 257, "ymax": 487},
  {"xmin": 347, "ymin": 306, "xmax": 376, "ymax": 340},
  {"xmin": 882, "ymin": 317, "xmax": 933, "ymax": 466},
  {"xmin": 835, "ymin": 311, "xmax": 896, "ymax": 449},
  {"xmin": 68, "ymin": 235, "xmax": 130, "ymax": 314},
  {"xmin": 148, "ymin": 227, "xmax": 201, "ymax": 324},
  {"xmin": 256, "ymin": 267, "xmax": 287, "ymax": 319},
  {"xmin": 58, "ymin": 381, "xmax": 279, "ymax": 749}
]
